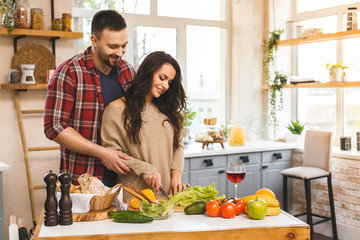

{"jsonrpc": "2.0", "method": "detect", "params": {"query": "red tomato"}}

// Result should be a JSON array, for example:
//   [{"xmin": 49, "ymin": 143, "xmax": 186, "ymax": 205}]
[
  {"xmin": 206, "ymin": 200, "xmax": 221, "ymax": 217},
  {"xmin": 216, "ymin": 198, "xmax": 226, "ymax": 205},
  {"xmin": 220, "ymin": 202, "xmax": 236, "ymax": 218},
  {"xmin": 234, "ymin": 199, "xmax": 245, "ymax": 215}
]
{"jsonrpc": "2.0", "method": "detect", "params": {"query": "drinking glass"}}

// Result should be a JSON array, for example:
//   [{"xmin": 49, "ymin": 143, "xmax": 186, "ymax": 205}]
[{"xmin": 226, "ymin": 162, "xmax": 246, "ymax": 199}]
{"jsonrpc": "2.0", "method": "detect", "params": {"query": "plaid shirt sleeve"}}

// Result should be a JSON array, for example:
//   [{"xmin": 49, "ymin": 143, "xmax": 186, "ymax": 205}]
[{"xmin": 44, "ymin": 63, "xmax": 76, "ymax": 140}]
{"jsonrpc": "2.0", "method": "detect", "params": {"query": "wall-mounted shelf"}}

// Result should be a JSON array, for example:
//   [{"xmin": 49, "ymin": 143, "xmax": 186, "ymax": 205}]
[
  {"xmin": 276, "ymin": 29, "xmax": 360, "ymax": 47},
  {"xmin": 262, "ymin": 81, "xmax": 360, "ymax": 90},
  {"xmin": 0, "ymin": 83, "xmax": 48, "ymax": 90},
  {"xmin": 0, "ymin": 28, "xmax": 83, "ymax": 39}
]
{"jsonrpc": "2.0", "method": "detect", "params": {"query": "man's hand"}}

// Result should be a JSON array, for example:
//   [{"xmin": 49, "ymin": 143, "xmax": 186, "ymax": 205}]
[
  {"xmin": 99, "ymin": 148, "xmax": 131, "ymax": 174},
  {"xmin": 145, "ymin": 172, "xmax": 161, "ymax": 192}
]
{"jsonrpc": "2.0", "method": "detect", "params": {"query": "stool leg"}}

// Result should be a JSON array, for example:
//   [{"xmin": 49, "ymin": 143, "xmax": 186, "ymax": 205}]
[
  {"xmin": 304, "ymin": 179, "xmax": 313, "ymax": 237},
  {"xmin": 283, "ymin": 175, "xmax": 288, "ymax": 211},
  {"xmin": 327, "ymin": 174, "xmax": 338, "ymax": 240}
]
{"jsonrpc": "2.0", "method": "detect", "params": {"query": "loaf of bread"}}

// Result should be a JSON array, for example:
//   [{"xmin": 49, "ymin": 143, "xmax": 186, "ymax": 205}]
[{"xmin": 78, "ymin": 173, "xmax": 107, "ymax": 194}]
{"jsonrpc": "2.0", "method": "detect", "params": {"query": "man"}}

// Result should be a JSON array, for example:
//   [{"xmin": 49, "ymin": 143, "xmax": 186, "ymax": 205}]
[{"xmin": 44, "ymin": 10, "xmax": 135, "ymax": 187}]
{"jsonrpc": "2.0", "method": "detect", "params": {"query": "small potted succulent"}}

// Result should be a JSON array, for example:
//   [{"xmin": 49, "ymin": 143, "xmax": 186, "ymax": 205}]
[
  {"xmin": 285, "ymin": 120, "xmax": 307, "ymax": 144},
  {"xmin": 326, "ymin": 62, "xmax": 348, "ymax": 82}
]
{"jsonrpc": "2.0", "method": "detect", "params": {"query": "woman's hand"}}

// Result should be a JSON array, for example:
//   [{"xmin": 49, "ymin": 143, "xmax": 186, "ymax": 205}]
[
  {"xmin": 170, "ymin": 182, "xmax": 190, "ymax": 195},
  {"xmin": 145, "ymin": 172, "xmax": 161, "ymax": 192}
]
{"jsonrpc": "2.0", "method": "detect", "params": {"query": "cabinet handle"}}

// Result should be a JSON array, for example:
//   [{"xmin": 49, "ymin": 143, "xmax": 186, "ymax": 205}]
[
  {"xmin": 203, "ymin": 159, "xmax": 214, "ymax": 167},
  {"xmin": 273, "ymin": 153, "xmax": 282, "ymax": 160},
  {"xmin": 262, "ymin": 165, "xmax": 268, "ymax": 169},
  {"xmin": 218, "ymin": 170, "xmax": 225, "ymax": 174},
  {"xmin": 239, "ymin": 156, "xmax": 249, "ymax": 163}
]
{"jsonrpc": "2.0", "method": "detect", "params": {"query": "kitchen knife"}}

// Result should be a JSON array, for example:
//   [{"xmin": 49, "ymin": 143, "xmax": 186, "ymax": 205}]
[{"xmin": 159, "ymin": 185, "xmax": 170, "ymax": 200}]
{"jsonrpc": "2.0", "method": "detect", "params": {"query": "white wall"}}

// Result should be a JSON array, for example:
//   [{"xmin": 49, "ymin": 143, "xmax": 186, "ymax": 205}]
[
  {"xmin": 0, "ymin": 1, "xmax": 75, "ymax": 239},
  {"xmin": 0, "ymin": 0, "xmax": 267, "ymax": 239}
]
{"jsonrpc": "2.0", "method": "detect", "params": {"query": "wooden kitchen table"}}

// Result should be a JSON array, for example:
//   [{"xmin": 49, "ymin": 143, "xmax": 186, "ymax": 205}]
[{"xmin": 34, "ymin": 209, "xmax": 310, "ymax": 240}]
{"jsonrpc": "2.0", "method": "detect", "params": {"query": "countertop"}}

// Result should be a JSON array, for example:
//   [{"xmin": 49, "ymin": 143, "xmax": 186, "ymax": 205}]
[
  {"xmin": 0, "ymin": 162, "xmax": 10, "ymax": 172},
  {"xmin": 184, "ymin": 141, "xmax": 296, "ymax": 158},
  {"xmin": 35, "ymin": 210, "xmax": 309, "ymax": 239}
]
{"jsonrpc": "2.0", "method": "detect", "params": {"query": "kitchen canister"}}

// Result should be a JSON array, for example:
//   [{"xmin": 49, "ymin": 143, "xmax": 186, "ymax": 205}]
[
  {"xmin": 356, "ymin": 131, "xmax": 360, "ymax": 151},
  {"xmin": 340, "ymin": 136, "xmax": 351, "ymax": 151},
  {"xmin": 296, "ymin": 25, "xmax": 304, "ymax": 38},
  {"xmin": 286, "ymin": 21, "xmax": 295, "ymax": 39}
]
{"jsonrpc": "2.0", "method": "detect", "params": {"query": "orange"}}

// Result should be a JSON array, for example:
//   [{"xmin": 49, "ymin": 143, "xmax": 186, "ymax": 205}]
[
  {"xmin": 255, "ymin": 188, "xmax": 276, "ymax": 199},
  {"xmin": 130, "ymin": 197, "xmax": 140, "ymax": 210}
]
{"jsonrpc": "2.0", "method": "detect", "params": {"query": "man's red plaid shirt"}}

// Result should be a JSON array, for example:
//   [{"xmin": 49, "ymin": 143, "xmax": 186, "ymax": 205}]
[{"xmin": 44, "ymin": 46, "xmax": 135, "ymax": 183}]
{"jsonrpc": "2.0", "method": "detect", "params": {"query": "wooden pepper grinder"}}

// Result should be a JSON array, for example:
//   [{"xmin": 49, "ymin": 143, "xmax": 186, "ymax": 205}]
[
  {"xmin": 43, "ymin": 170, "xmax": 58, "ymax": 226},
  {"xmin": 59, "ymin": 170, "xmax": 73, "ymax": 225}
]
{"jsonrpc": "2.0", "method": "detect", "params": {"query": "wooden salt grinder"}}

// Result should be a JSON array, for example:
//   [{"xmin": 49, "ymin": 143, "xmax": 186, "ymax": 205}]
[
  {"xmin": 43, "ymin": 170, "xmax": 58, "ymax": 226},
  {"xmin": 59, "ymin": 171, "xmax": 73, "ymax": 225}
]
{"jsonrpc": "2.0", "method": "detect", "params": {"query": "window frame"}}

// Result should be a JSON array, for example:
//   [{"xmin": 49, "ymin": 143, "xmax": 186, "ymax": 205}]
[
  {"xmin": 72, "ymin": 0, "xmax": 231, "ymax": 129},
  {"xmin": 293, "ymin": 1, "xmax": 360, "ymax": 144}
]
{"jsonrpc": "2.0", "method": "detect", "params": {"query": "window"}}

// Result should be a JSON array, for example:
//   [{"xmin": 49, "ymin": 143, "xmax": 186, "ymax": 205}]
[
  {"xmin": 288, "ymin": 1, "xmax": 360, "ymax": 144},
  {"xmin": 72, "ymin": 0, "xmax": 230, "ymax": 139}
]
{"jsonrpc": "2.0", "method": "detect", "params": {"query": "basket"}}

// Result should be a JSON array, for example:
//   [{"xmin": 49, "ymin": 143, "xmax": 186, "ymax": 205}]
[{"xmin": 89, "ymin": 183, "xmax": 122, "ymax": 211}]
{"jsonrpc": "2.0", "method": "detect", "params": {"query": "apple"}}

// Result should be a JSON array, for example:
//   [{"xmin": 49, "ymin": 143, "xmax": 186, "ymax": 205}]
[{"xmin": 247, "ymin": 197, "xmax": 268, "ymax": 220}]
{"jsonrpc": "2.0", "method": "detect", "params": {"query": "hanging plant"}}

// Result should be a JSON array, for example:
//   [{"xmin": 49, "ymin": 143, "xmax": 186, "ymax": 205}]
[
  {"xmin": 0, "ymin": 0, "xmax": 16, "ymax": 37},
  {"xmin": 263, "ymin": 29, "xmax": 288, "ymax": 140}
]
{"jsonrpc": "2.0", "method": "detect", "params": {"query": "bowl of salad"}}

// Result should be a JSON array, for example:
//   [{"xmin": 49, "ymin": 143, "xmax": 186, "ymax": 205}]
[{"xmin": 139, "ymin": 199, "xmax": 177, "ymax": 220}]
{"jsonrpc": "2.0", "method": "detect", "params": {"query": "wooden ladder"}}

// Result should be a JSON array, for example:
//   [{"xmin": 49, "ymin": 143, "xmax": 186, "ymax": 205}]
[{"xmin": 12, "ymin": 88, "xmax": 59, "ymax": 221}]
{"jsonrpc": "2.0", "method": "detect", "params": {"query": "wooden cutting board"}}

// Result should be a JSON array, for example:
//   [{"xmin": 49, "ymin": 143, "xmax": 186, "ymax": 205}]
[{"xmin": 73, "ymin": 206, "xmax": 116, "ymax": 222}]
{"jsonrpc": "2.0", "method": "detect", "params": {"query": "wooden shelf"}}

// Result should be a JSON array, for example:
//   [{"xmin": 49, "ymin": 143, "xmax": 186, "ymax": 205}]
[
  {"xmin": 262, "ymin": 81, "xmax": 360, "ymax": 89},
  {"xmin": 0, "ymin": 28, "xmax": 83, "ymax": 39},
  {"xmin": 0, "ymin": 83, "xmax": 48, "ymax": 90},
  {"xmin": 276, "ymin": 29, "xmax": 360, "ymax": 47}
]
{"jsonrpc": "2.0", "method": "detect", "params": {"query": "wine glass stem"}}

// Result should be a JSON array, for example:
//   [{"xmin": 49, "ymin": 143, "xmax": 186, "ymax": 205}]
[{"xmin": 234, "ymin": 183, "xmax": 238, "ymax": 199}]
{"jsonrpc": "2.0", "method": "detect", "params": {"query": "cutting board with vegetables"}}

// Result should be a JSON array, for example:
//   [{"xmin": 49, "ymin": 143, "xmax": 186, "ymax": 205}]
[
  {"xmin": 126, "ymin": 198, "xmax": 185, "ymax": 212},
  {"xmin": 73, "ymin": 206, "xmax": 116, "ymax": 222}
]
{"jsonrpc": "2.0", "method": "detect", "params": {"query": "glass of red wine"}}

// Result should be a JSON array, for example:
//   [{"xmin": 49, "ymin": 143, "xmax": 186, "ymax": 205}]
[{"xmin": 227, "ymin": 162, "xmax": 246, "ymax": 199}]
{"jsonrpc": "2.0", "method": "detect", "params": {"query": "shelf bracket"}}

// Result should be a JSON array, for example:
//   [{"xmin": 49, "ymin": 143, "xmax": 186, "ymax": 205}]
[
  {"xmin": 13, "ymin": 35, "xmax": 26, "ymax": 53},
  {"xmin": 50, "ymin": 37, "xmax": 60, "ymax": 58}
]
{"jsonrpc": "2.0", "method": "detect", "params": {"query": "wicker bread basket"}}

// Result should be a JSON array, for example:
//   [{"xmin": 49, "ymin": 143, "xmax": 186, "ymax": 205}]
[{"xmin": 89, "ymin": 183, "xmax": 122, "ymax": 211}]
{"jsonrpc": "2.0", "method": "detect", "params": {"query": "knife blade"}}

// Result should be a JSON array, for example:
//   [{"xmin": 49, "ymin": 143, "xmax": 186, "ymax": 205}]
[{"xmin": 159, "ymin": 185, "xmax": 170, "ymax": 200}]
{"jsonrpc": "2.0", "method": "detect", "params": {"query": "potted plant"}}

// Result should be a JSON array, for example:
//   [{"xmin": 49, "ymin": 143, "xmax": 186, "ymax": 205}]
[
  {"xmin": 0, "ymin": 0, "xmax": 16, "ymax": 36},
  {"xmin": 182, "ymin": 109, "xmax": 196, "ymax": 144},
  {"xmin": 326, "ymin": 62, "xmax": 348, "ymax": 82},
  {"xmin": 285, "ymin": 120, "xmax": 307, "ymax": 144},
  {"xmin": 263, "ymin": 29, "xmax": 288, "ymax": 140}
]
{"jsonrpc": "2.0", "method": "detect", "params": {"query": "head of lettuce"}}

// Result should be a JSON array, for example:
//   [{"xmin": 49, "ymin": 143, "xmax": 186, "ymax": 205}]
[{"xmin": 168, "ymin": 183, "xmax": 223, "ymax": 207}]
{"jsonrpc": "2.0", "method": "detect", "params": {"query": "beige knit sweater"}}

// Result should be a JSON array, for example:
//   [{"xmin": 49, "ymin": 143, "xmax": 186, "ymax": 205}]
[{"xmin": 101, "ymin": 102, "xmax": 184, "ymax": 197}]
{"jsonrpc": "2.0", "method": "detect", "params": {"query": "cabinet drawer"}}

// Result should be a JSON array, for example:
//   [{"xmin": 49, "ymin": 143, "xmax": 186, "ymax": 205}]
[
  {"xmin": 183, "ymin": 158, "xmax": 190, "ymax": 172},
  {"xmin": 190, "ymin": 155, "xmax": 226, "ymax": 170},
  {"xmin": 227, "ymin": 153, "xmax": 261, "ymax": 165},
  {"xmin": 262, "ymin": 150, "xmax": 293, "ymax": 163}
]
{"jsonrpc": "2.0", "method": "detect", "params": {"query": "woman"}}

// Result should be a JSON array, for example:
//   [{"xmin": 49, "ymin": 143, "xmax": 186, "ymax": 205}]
[{"xmin": 101, "ymin": 51, "xmax": 189, "ymax": 196}]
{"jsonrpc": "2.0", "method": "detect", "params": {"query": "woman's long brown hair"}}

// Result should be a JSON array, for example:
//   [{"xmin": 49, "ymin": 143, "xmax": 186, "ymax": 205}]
[{"xmin": 123, "ymin": 51, "xmax": 187, "ymax": 151}]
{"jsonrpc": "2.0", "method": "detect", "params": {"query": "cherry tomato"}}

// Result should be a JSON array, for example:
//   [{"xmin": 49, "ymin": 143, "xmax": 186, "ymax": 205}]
[
  {"xmin": 216, "ymin": 198, "xmax": 225, "ymax": 205},
  {"xmin": 220, "ymin": 202, "xmax": 236, "ymax": 218},
  {"xmin": 234, "ymin": 199, "xmax": 245, "ymax": 215},
  {"xmin": 206, "ymin": 200, "xmax": 221, "ymax": 217}
]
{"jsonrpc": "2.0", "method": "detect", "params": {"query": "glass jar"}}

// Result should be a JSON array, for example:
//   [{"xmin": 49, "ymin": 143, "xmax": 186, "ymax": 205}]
[
  {"xmin": 62, "ymin": 13, "xmax": 72, "ymax": 32},
  {"xmin": 52, "ymin": 18, "xmax": 62, "ymax": 31},
  {"xmin": 31, "ymin": 8, "xmax": 43, "ymax": 30},
  {"xmin": 14, "ymin": 0, "xmax": 31, "ymax": 29}
]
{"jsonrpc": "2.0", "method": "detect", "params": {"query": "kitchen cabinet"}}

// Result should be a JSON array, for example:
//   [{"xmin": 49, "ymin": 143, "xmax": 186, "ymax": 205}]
[
  {"xmin": 227, "ymin": 153, "xmax": 261, "ymax": 197},
  {"xmin": 261, "ymin": 150, "xmax": 293, "ymax": 208},
  {"xmin": 183, "ymin": 142, "xmax": 295, "ymax": 202},
  {"xmin": 186, "ymin": 155, "xmax": 227, "ymax": 196}
]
